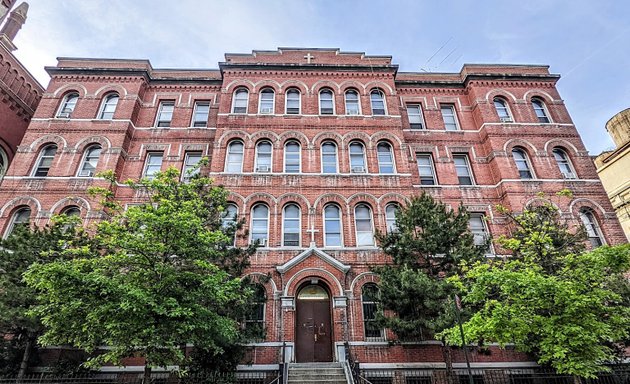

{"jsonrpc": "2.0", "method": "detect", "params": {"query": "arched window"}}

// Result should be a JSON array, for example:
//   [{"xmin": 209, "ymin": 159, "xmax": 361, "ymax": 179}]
[
  {"xmin": 349, "ymin": 141, "xmax": 366, "ymax": 173},
  {"xmin": 377, "ymin": 142, "xmax": 395, "ymax": 174},
  {"xmin": 345, "ymin": 89, "xmax": 360, "ymax": 115},
  {"xmin": 362, "ymin": 284, "xmax": 383, "ymax": 339},
  {"xmin": 259, "ymin": 88, "xmax": 275, "ymax": 114},
  {"xmin": 222, "ymin": 203, "xmax": 238, "ymax": 245},
  {"xmin": 77, "ymin": 145, "xmax": 102, "ymax": 177},
  {"xmin": 244, "ymin": 284, "xmax": 266, "ymax": 337},
  {"xmin": 56, "ymin": 92, "xmax": 79, "ymax": 118},
  {"xmin": 5, "ymin": 207, "xmax": 30, "ymax": 237},
  {"xmin": 60, "ymin": 206, "xmax": 81, "ymax": 217},
  {"xmin": 355, "ymin": 204, "xmax": 374, "ymax": 246},
  {"xmin": 255, "ymin": 141, "xmax": 273, "ymax": 173},
  {"xmin": 285, "ymin": 89, "xmax": 301, "ymax": 114},
  {"xmin": 319, "ymin": 89, "xmax": 334, "ymax": 115},
  {"xmin": 579, "ymin": 208, "xmax": 604, "ymax": 248},
  {"xmin": 225, "ymin": 141, "xmax": 244, "ymax": 173},
  {"xmin": 552, "ymin": 148, "xmax": 576, "ymax": 179},
  {"xmin": 385, "ymin": 204, "xmax": 398, "ymax": 233},
  {"xmin": 97, "ymin": 93, "xmax": 119, "ymax": 119},
  {"xmin": 284, "ymin": 141, "xmax": 300, "ymax": 173},
  {"xmin": 232, "ymin": 88, "xmax": 249, "ymax": 114},
  {"xmin": 511, "ymin": 148, "xmax": 534, "ymax": 179},
  {"xmin": 532, "ymin": 98, "xmax": 550, "ymax": 123},
  {"xmin": 32, "ymin": 144, "xmax": 57, "ymax": 177},
  {"xmin": 283, "ymin": 204, "xmax": 301, "ymax": 247},
  {"xmin": 0, "ymin": 147, "xmax": 7, "ymax": 180},
  {"xmin": 250, "ymin": 204, "xmax": 269, "ymax": 246},
  {"xmin": 493, "ymin": 97, "xmax": 512, "ymax": 122},
  {"xmin": 370, "ymin": 89, "xmax": 386, "ymax": 115},
  {"xmin": 324, "ymin": 205, "xmax": 342, "ymax": 247},
  {"xmin": 321, "ymin": 141, "xmax": 338, "ymax": 174}
]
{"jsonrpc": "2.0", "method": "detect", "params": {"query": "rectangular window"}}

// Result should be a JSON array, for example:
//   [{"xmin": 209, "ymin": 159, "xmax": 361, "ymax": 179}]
[
  {"xmin": 143, "ymin": 152, "xmax": 163, "ymax": 180},
  {"xmin": 441, "ymin": 104, "xmax": 459, "ymax": 131},
  {"xmin": 416, "ymin": 154, "xmax": 437, "ymax": 185},
  {"xmin": 453, "ymin": 154, "xmax": 474, "ymax": 185},
  {"xmin": 469, "ymin": 213, "xmax": 489, "ymax": 247},
  {"xmin": 407, "ymin": 104, "xmax": 425, "ymax": 129},
  {"xmin": 181, "ymin": 152, "xmax": 202, "ymax": 181},
  {"xmin": 363, "ymin": 300, "xmax": 382, "ymax": 339},
  {"xmin": 191, "ymin": 101, "xmax": 210, "ymax": 127},
  {"xmin": 156, "ymin": 101, "xmax": 175, "ymax": 127}
]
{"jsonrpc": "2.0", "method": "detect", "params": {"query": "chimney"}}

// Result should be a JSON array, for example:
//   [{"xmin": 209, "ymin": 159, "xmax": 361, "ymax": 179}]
[{"xmin": 0, "ymin": 1, "xmax": 27, "ymax": 51}]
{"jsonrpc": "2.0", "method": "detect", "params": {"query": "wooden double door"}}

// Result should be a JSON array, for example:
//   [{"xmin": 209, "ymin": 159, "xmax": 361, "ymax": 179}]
[{"xmin": 295, "ymin": 284, "xmax": 333, "ymax": 362}]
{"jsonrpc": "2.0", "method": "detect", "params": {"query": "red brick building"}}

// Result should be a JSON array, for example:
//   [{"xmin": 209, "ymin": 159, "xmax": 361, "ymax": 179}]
[
  {"xmin": 0, "ymin": 48, "xmax": 625, "ymax": 371},
  {"xmin": 0, "ymin": 0, "xmax": 43, "ymax": 180}
]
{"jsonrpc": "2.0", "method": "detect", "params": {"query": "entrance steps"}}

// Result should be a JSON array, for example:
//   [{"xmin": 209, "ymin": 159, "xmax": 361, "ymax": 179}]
[{"xmin": 287, "ymin": 362, "xmax": 349, "ymax": 384}]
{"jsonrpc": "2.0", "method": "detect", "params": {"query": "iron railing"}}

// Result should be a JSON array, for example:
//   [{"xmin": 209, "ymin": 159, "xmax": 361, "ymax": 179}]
[{"xmin": 0, "ymin": 371, "xmax": 278, "ymax": 384}]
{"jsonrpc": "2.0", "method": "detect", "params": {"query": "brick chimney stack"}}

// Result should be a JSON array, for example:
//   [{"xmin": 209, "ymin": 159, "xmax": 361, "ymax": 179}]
[{"xmin": 0, "ymin": 1, "xmax": 27, "ymax": 51}]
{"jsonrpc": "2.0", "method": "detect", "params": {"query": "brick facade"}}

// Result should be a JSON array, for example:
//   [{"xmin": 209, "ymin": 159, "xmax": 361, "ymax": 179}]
[{"xmin": 0, "ymin": 47, "xmax": 625, "ymax": 369}]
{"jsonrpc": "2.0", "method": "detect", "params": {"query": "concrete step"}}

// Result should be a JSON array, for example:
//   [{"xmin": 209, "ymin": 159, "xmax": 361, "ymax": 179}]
[
  {"xmin": 287, "ymin": 362, "xmax": 348, "ymax": 384},
  {"xmin": 288, "ymin": 373, "xmax": 346, "ymax": 380}
]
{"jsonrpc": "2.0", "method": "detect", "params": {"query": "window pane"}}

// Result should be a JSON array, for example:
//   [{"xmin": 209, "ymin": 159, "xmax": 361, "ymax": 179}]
[
  {"xmin": 285, "ymin": 142, "xmax": 300, "ymax": 173},
  {"xmin": 320, "ymin": 90, "xmax": 334, "ymax": 114},
  {"xmin": 532, "ymin": 99, "xmax": 550, "ymax": 123},
  {"xmin": 322, "ymin": 142, "xmax": 338, "ymax": 173},
  {"xmin": 407, "ymin": 105, "xmax": 424, "ymax": 129},
  {"xmin": 226, "ymin": 142, "xmax": 244, "ymax": 172},
  {"xmin": 355, "ymin": 205, "xmax": 374, "ymax": 246},
  {"xmin": 256, "ymin": 142, "xmax": 272, "ymax": 171},
  {"xmin": 251, "ymin": 205, "xmax": 269, "ymax": 243},
  {"xmin": 193, "ymin": 102, "xmax": 210, "ymax": 127},
  {"xmin": 58, "ymin": 93, "xmax": 78, "ymax": 117},
  {"xmin": 370, "ymin": 90, "xmax": 385, "ymax": 115},
  {"xmin": 34, "ymin": 145, "xmax": 57, "ymax": 177},
  {"xmin": 324, "ymin": 205, "xmax": 342, "ymax": 246},
  {"xmin": 386, "ymin": 204, "xmax": 398, "ymax": 232},
  {"xmin": 416, "ymin": 154, "xmax": 436, "ymax": 185},
  {"xmin": 350, "ymin": 143, "xmax": 366, "ymax": 171},
  {"xmin": 79, "ymin": 146, "xmax": 102, "ymax": 176},
  {"xmin": 494, "ymin": 98, "xmax": 511, "ymax": 121},
  {"xmin": 345, "ymin": 90, "xmax": 360, "ymax": 115},
  {"xmin": 512, "ymin": 149, "xmax": 533, "ymax": 179},
  {"xmin": 454, "ymin": 155, "xmax": 473, "ymax": 185},
  {"xmin": 99, "ymin": 94, "xmax": 119, "ymax": 119},
  {"xmin": 441, "ymin": 105, "xmax": 458, "ymax": 130},
  {"xmin": 286, "ymin": 90, "xmax": 300, "ymax": 114},
  {"xmin": 182, "ymin": 152, "xmax": 202, "ymax": 180},
  {"xmin": 233, "ymin": 89, "xmax": 248, "ymax": 113},
  {"xmin": 259, "ymin": 89, "xmax": 274, "ymax": 114},
  {"xmin": 377, "ymin": 143, "xmax": 394, "ymax": 174},
  {"xmin": 144, "ymin": 153, "xmax": 163, "ymax": 179},
  {"xmin": 156, "ymin": 102, "xmax": 174, "ymax": 127}
]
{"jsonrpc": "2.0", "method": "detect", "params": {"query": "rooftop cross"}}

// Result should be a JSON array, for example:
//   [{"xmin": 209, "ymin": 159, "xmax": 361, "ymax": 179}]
[{"xmin": 304, "ymin": 53, "xmax": 315, "ymax": 64}]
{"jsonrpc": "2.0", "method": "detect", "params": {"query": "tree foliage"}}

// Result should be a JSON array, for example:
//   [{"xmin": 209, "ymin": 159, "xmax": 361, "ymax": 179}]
[
  {"xmin": 439, "ymin": 199, "xmax": 630, "ymax": 378},
  {"xmin": 374, "ymin": 193, "xmax": 487, "ymax": 340},
  {"xmin": 25, "ymin": 167, "xmax": 257, "ymax": 372},
  {"xmin": 0, "ymin": 215, "xmax": 92, "ymax": 375}
]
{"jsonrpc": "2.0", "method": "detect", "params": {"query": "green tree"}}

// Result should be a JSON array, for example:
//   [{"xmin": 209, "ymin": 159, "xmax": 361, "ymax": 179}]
[
  {"xmin": 374, "ymin": 193, "xmax": 488, "ymax": 340},
  {"xmin": 25, "ymin": 167, "xmax": 257, "ymax": 380},
  {"xmin": 439, "ymin": 199, "xmax": 630, "ymax": 378},
  {"xmin": 0, "ymin": 215, "xmax": 92, "ymax": 377}
]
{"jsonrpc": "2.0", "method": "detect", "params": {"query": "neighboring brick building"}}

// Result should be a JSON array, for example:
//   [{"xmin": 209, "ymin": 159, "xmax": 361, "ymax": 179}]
[
  {"xmin": 0, "ymin": 47, "xmax": 625, "ymax": 371},
  {"xmin": 594, "ymin": 108, "xmax": 630, "ymax": 241},
  {"xmin": 0, "ymin": 0, "xmax": 43, "ymax": 180}
]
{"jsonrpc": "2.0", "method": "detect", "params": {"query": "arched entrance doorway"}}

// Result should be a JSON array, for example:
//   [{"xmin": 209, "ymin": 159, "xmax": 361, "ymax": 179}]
[{"xmin": 295, "ymin": 282, "xmax": 333, "ymax": 362}]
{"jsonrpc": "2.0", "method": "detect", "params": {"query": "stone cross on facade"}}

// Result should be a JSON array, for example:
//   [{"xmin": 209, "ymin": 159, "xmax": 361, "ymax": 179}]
[
  {"xmin": 304, "ymin": 53, "xmax": 315, "ymax": 64},
  {"xmin": 306, "ymin": 224, "xmax": 319, "ymax": 247}
]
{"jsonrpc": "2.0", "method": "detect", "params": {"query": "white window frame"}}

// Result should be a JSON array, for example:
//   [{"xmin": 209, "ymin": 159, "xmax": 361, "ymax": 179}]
[
  {"xmin": 321, "ymin": 141, "xmax": 338, "ymax": 174},
  {"xmin": 181, "ymin": 151, "xmax": 202, "ymax": 181},
  {"xmin": 191, "ymin": 101, "xmax": 210, "ymax": 127},
  {"xmin": 0, "ymin": 147, "xmax": 7, "ymax": 180},
  {"xmin": 362, "ymin": 284, "xmax": 384, "ymax": 340},
  {"xmin": 469, "ymin": 213, "xmax": 491, "ymax": 248},
  {"xmin": 385, "ymin": 203, "xmax": 398, "ymax": 233},
  {"xmin": 97, "ymin": 93, "xmax": 119, "ymax": 120},
  {"xmin": 222, "ymin": 203, "xmax": 238, "ymax": 246},
  {"xmin": 258, "ymin": 88, "xmax": 275, "ymax": 114},
  {"xmin": 284, "ymin": 141, "xmax": 301, "ymax": 173},
  {"xmin": 323, "ymin": 204, "xmax": 343, "ymax": 247},
  {"xmin": 285, "ymin": 89, "xmax": 301, "ymax": 115},
  {"xmin": 376, "ymin": 141, "xmax": 395, "ymax": 174},
  {"xmin": 344, "ymin": 89, "xmax": 361, "ymax": 115},
  {"xmin": 369, "ymin": 89, "xmax": 386, "ymax": 116},
  {"xmin": 155, "ymin": 101, "xmax": 175, "ymax": 127},
  {"xmin": 579, "ymin": 209, "xmax": 605, "ymax": 248},
  {"xmin": 407, "ymin": 104, "xmax": 425, "ymax": 129},
  {"xmin": 4, "ymin": 207, "xmax": 31, "ymax": 238},
  {"xmin": 441, "ymin": 104, "xmax": 460, "ymax": 131},
  {"xmin": 416, "ymin": 153, "xmax": 437, "ymax": 186},
  {"xmin": 532, "ymin": 98, "xmax": 551, "ymax": 123},
  {"xmin": 77, "ymin": 145, "xmax": 102, "ymax": 177},
  {"xmin": 31, "ymin": 144, "xmax": 57, "ymax": 177},
  {"xmin": 225, "ymin": 141, "xmax": 244, "ymax": 173},
  {"xmin": 319, "ymin": 89, "xmax": 335, "ymax": 115},
  {"xmin": 349, "ymin": 141, "xmax": 367, "ymax": 174},
  {"xmin": 143, "ymin": 152, "xmax": 163, "ymax": 180},
  {"xmin": 56, "ymin": 92, "xmax": 79, "ymax": 118},
  {"xmin": 250, "ymin": 204, "xmax": 270, "ymax": 246},
  {"xmin": 255, "ymin": 141, "xmax": 273, "ymax": 173},
  {"xmin": 282, "ymin": 203, "xmax": 301, "ymax": 247},
  {"xmin": 552, "ymin": 148, "xmax": 576, "ymax": 179},
  {"xmin": 511, "ymin": 148, "xmax": 534, "ymax": 179},
  {"xmin": 232, "ymin": 88, "xmax": 249, "ymax": 114},
  {"xmin": 354, "ymin": 203, "xmax": 375, "ymax": 247},
  {"xmin": 453, "ymin": 154, "xmax": 474, "ymax": 185},
  {"xmin": 493, "ymin": 97, "xmax": 513, "ymax": 123}
]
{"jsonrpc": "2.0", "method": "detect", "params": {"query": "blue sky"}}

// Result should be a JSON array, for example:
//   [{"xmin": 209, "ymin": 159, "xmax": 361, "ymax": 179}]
[{"xmin": 13, "ymin": 0, "xmax": 630, "ymax": 154}]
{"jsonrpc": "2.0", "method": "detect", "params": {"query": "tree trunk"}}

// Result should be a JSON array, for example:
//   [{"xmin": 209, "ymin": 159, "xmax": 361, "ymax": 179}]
[
  {"xmin": 142, "ymin": 365, "xmax": 152, "ymax": 384},
  {"xmin": 441, "ymin": 342, "xmax": 455, "ymax": 384},
  {"xmin": 573, "ymin": 376, "xmax": 582, "ymax": 384},
  {"xmin": 17, "ymin": 337, "xmax": 33, "ymax": 380}
]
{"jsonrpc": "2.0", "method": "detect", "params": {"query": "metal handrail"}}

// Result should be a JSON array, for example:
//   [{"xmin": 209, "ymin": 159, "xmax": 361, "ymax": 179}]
[{"xmin": 344, "ymin": 341, "xmax": 374, "ymax": 384}]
